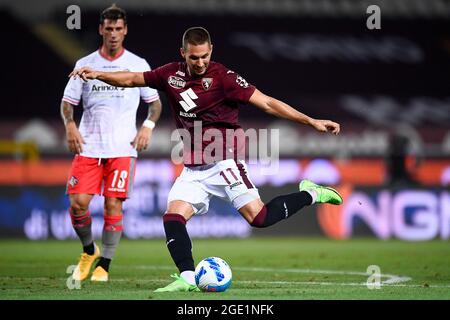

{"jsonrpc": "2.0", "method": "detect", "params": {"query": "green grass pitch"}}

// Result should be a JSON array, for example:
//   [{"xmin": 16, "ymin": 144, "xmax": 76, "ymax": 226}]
[{"xmin": 1, "ymin": 238, "xmax": 449, "ymax": 300}]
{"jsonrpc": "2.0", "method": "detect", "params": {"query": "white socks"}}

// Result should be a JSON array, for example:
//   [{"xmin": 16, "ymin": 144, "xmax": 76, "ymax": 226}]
[{"xmin": 181, "ymin": 270, "xmax": 196, "ymax": 285}]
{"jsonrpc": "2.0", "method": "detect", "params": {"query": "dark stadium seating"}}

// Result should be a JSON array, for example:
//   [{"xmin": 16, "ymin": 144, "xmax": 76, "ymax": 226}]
[{"xmin": 1, "ymin": 10, "xmax": 71, "ymax": 118}]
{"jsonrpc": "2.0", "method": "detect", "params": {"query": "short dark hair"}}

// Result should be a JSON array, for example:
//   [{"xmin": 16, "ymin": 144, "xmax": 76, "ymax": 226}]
[
  {"xmin": 182, "ymin": 27, "xmax": 211, "ymax": 50},
  {"xmin": 100, "ymin": 4, "xmax": 127, "ymax": 25}
]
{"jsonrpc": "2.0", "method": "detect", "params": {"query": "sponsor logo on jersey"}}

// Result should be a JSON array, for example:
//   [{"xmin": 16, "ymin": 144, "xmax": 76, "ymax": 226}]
[
  {"xmin": 108, "ymin": 187, "xmax": 125, "ymax": 192},
  {"xmin": 168, "ymin": 76, "xmax": 186, "ymax": 89},
  {"xmin": 229, "ymin": 181, "xmax": 243, "ymax": 189},
  {"xmin": 176, "ymin": 70, "xmax": 186, "ymax": 77},
  {"xmin": 91, "ymin": 84, "xmax": 125, "ymax": 91},
  {"xmin": 102, "ymin": 66, "xmax": 128, "ymax": 71},
  {"xmin": 236, "ymin": 75, "xmax": 249, "ymax": 88},
  {"xmin": 179, "ymin": 111, "xmax": 197, "ymax": 118},
  {"xmin": 202, "ymin": 78, "xmax": 213, "ymax": 90},
  {"xmin": 69, "ymin": 176, "xmax": 78, "ymax": 188}
]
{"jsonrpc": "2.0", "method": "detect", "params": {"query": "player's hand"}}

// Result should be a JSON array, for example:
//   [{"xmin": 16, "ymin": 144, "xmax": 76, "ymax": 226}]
[
  {"xmin": 131, "ymin": 126, "xmax": 152, "ymax": 152},
  {"xmin": 310, "ymin": 119, "xmax": 341, "ymax": 135},
  {"xmin": 65, "ymin": 121, "xmax": 85, "ymax": 154},
  {"xmin": 69, "ymin": 67, "xmax": 99, "ymax": 82}
]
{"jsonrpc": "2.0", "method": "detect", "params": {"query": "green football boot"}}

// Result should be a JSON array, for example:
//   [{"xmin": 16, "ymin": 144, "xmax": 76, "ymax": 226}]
[
  {"xmin": 154, "ymin": 273, "xmax": 200, "ymax": 292},
  {"xmin": 299, "ymin": 179, "xmax": 343, "ymax": 205}
]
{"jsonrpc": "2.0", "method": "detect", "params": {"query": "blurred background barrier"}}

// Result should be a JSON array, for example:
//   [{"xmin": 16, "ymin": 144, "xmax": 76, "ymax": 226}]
[
  {"xmin": 0, "ymin": 159, "xmax": 449, "ymax": 240},
  {"xmin": 0, "ymin": 0, "xmax": 449, "ymax": 240}
]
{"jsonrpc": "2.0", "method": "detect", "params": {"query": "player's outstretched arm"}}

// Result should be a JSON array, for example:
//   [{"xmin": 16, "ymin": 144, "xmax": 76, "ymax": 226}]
[
  {"xmin": 69, "ymin": 67, "xmax": 147, "ymax": 87},
  {"xmin": 249, "ymin": 89, "xmax": 341, "ymax": 135}
]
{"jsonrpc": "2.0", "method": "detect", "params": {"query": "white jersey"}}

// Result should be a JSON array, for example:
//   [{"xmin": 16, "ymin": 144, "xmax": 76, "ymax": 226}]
[{"xmin": 62, "ymin": 49, "xmax": 159, "ymax": 158}]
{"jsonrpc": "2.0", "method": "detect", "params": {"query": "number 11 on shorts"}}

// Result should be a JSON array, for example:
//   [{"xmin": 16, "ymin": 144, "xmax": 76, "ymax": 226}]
[{"xmin": 220, "ymin": 168, "xmax": 238, "ymax": 185}]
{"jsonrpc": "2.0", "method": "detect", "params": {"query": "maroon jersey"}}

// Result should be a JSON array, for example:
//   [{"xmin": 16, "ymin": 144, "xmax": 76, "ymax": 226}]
[{"xmin": 143, "ymin": 61, "xmax": 256, "ymax": 166}]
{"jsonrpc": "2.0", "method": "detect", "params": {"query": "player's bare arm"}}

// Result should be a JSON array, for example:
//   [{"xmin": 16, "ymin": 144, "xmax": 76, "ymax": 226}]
[
  {"xmin": 131, "ymin": 99, "xmax": 162, "ymax": 152},
  {"xmin": 60, "ymin": 100, "xmax": 85, "ymax": 154},
  {"xmin": 69, "ymin": 67, "xmax": 146, "ymax": 87},
  {"xmin": 249, "ymin": 89, "xmax": 341, "ymax": 135}
]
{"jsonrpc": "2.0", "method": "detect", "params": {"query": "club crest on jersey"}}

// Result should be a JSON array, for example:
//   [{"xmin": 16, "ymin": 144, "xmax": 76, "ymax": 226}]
[
  {"xmin": 69, "ymin": 176, "xmax": 78, "ymax": 188},
  {"xmin": 202, "ymin": 78, "xmax": 213, "ymax": 91},
  {"xmin": 168, "ymin": 76, "xmax": 186, "ymax": 89}
]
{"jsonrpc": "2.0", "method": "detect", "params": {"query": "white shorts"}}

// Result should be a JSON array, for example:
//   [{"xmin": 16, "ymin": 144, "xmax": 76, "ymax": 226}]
[{"xmin": 167, "ymin": 159, "xmax": 260, "ymax": 215}]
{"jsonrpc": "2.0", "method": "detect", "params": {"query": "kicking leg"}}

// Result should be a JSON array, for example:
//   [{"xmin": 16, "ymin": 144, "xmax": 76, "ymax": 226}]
[{"xmin": 239, "ymin": 180, "xmax": 342, "ymax": 228}]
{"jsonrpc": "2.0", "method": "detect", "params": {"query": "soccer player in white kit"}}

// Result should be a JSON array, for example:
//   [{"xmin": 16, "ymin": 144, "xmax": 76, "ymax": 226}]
[{"xmin": 61, "ymin": 5, "xmax": 161, "ymax": 282}]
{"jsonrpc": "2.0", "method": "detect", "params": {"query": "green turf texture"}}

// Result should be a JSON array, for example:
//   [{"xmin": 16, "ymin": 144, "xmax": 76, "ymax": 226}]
[{"xmin": 0, "ymin": 238, "xmax": 449, "ymax": 300}]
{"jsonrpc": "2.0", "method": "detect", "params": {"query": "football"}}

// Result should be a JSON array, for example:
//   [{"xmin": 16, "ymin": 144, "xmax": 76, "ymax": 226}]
[{"xmin": 195, "ymin": 257, "xmax": 232, "ymax": 292}]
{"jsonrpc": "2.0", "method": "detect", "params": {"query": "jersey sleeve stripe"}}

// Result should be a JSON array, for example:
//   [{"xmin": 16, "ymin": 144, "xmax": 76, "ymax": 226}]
[
  {"xmin": 62, "ymin": 96, "xmax": 80, "ymax": 105},
  {"xmin": 142, "ymin": 94, "xmax": 160, "ymax": 103}
]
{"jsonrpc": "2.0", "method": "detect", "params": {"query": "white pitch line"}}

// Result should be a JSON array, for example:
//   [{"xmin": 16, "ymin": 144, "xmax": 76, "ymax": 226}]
[
  {"xmin": 2, "ymin": 277, "xmax": 450, "ymax": 289},
  {"xmin": 232, "ymin": 267, "xmax": 412, "ymax": 285},
  {"xmin": 0, "ymin": 263, "xmax": 412, "ymax": 284},
  {"xmin": 117, "ymin": 265, "xmax": 412, "ymax": 285}
]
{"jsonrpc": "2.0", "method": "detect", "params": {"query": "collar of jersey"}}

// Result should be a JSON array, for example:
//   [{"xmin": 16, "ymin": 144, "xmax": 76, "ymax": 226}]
[{"xmin": 98, "ymin": 47, "xmax": 125, "ymax": 62}]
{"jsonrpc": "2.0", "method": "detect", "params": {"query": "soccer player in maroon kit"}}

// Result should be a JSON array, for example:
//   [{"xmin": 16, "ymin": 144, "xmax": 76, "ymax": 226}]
[{"xmin": 70, "ymin": 27, "xmax": 343, "ymax": 292}]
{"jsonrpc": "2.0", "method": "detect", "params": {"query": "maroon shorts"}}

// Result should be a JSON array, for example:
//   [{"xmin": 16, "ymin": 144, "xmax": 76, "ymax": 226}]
[{"xmin": 66, "ymin": 155, "xmax": 136, "ymax": 199}]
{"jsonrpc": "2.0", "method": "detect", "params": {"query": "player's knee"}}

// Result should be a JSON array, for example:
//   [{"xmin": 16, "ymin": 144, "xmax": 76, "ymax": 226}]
[
  {"xmin": 239, "ymin": 200, "xmax": 265, "ymax": 227},
  {"xmin": 104, "ymin": 198, "xmax": 123, "ymax": 214},
  {"xmin": 166, "ymin": 201, "xmax": 195, "ymax": 221},
  {"xmin": 69, "ymin": 202, "xmax": 89, "ymax": 216},
  {"xmin": 248, "ymin": 207, "xmax": 267, "ymax": 228},
  {"xmin": 69, "ymin": 194, "xmax": 91, "ymax": 215}
]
